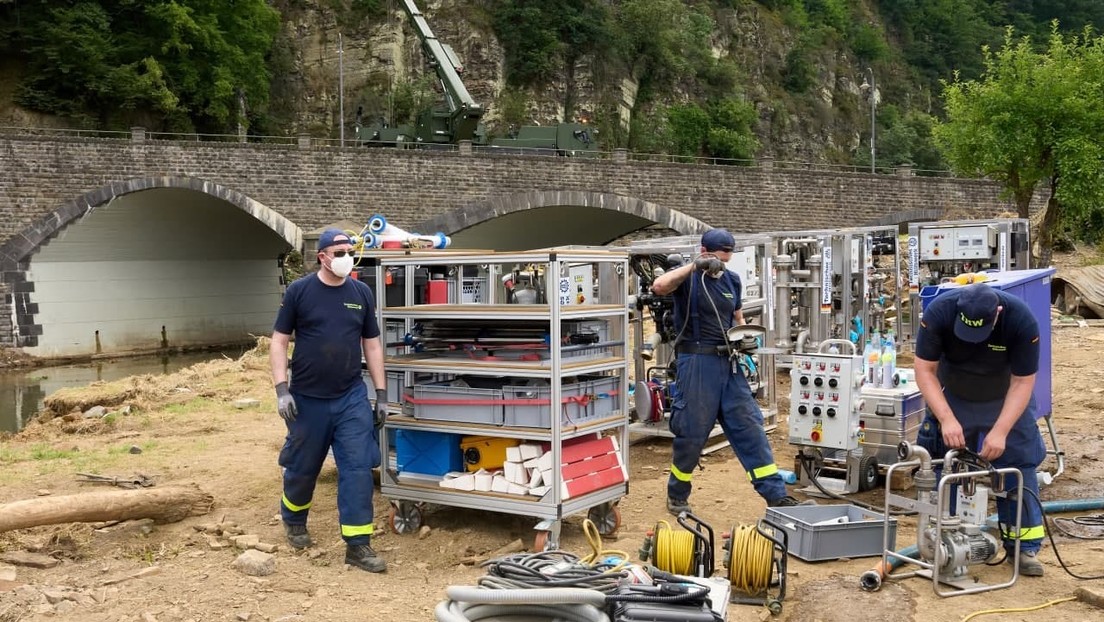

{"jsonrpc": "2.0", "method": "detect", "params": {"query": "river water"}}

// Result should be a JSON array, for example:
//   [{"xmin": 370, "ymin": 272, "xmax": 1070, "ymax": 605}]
[{"xmin": 0, "ymin": 347, "xmax": 250, "ymax": 433}]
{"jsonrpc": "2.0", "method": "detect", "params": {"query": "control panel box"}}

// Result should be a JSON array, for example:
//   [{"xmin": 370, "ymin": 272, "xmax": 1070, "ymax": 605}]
[
  {"xmin": 918, "ymin": 225, "xmax": 996, "ymax": 261},
  {"xmin": 789, "ymin": 353, "xmax": 864, "ymax": 450}
]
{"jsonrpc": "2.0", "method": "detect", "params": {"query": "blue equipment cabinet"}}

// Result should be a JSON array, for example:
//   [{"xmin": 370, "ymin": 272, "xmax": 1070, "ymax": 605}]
[
  {"xmin": 918, "ymin": 268, "xmax": 1063, "ymax": 480},
  {"xmin": 918, "ymin": 268, "xmax": 1055, "ymax": 418}
]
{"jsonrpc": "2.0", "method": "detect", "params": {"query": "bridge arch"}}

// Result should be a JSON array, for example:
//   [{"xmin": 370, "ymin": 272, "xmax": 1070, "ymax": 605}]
[
  {"xmin": 1, "ymin": 177, "xmax": 297, "ymax": 356},
  {"xmin": 0, "ymin": 177, "xmax": 299, "ymax": 269},
  {"xmin": 415, "ymin": 191, "xmax": 711, "ymax": 250}
]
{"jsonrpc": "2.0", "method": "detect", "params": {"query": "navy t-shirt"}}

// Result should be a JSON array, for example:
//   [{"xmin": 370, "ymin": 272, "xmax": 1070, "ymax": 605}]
[
  {"xmin": 274, "ymin": 275, "xmax": 381, "ymax": 399},
  {"xmin": 672, "ymin": 270, "xmax": 743, "ymax": 344},
  {"xmin": 915, "ymin": 288, "xmax": 1039, "ymax": 402}
]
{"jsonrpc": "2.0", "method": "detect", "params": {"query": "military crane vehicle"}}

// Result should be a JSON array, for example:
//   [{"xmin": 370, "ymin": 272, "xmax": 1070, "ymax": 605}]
[{"xmin": 356, "ymin": 0, "xmax": 597, "ymax": 156}]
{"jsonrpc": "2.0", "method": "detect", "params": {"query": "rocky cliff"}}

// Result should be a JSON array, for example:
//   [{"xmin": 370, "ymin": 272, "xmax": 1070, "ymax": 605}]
[{"xmin": 270, "ymin": 0, "xmax": 875, "ymax": 164}]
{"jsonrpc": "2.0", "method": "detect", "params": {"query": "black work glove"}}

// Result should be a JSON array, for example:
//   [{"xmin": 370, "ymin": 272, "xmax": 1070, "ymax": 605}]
[
  {"xmin": 374, "ymin": 389, "xmax": 388, "ymax": 430},
  {"xmin": 693, "ymin": 255, "xmax": 724, "ymax": 275},
  {"xmin": 275, "ymin": 381, "xmax": 297, "ymax": 423}
]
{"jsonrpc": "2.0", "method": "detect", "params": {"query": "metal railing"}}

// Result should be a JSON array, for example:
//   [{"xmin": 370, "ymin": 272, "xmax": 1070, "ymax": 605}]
[{"xmin": 0, "ymin": 125, "xmax": 957, "ymax": 176}]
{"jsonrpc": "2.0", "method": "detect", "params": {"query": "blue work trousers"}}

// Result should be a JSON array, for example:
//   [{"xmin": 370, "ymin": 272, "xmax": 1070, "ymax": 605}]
[
  {"xmin": 916, "ymin": 392, "xmax": 1046, "ymax": 554},
  {"xmin": 667, "ymin": 352, "xmax": 786, "ymax": 503},
  {"xmin": 279, "ymin": 380, "xmax": 381, "ymax": 545}
]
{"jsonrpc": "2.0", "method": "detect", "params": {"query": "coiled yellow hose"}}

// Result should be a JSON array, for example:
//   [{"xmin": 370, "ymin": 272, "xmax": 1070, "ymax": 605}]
[
  {"xmin": 653, "ymin": 520, "xmax": 697, "ymax": 576},
  {"xmin": 727, "ymin": 523, "xmax": 774, "ymax": 595}
]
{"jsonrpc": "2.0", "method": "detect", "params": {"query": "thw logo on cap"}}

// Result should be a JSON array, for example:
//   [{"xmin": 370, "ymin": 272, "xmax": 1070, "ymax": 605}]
[{"xmin": 959, "ymin": 312, "xmax": 985, "ymax": 328}]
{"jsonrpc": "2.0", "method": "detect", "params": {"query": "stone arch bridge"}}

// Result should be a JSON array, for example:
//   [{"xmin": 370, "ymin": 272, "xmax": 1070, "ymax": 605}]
[{"xmin": 0, "ymin": 131, "xmax": 1029, "ymax": 358}]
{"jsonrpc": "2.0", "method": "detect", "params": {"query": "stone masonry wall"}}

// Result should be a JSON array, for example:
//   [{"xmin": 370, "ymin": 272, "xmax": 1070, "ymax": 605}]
[{"xmin": 0, "ymin": 134, "xmax": 1034, "ymax": 254}]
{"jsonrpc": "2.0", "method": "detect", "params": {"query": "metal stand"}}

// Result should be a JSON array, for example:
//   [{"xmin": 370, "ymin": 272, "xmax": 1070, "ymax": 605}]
[{"xmin": 878, "ymin": 455, "xmax": 1023, "ymax": 597}]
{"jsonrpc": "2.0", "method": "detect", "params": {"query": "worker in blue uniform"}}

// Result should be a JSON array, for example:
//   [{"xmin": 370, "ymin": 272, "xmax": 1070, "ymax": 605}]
[
  {"xmin": 270, "ymin": 228, "xmax": 389, "ymax": 573},
  {"xmin": 651, "ymin": 228, "xmax": 808, "ymax": 515},
  {"xmin": 914, "ymin": 283, "xmax": 1047, "ymax": 576}
]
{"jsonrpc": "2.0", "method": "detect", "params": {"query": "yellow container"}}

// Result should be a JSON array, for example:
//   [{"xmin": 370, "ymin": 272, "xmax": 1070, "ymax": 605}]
[
  {"xmin": 460, "ymin": 435, "xmax": 520, "ymax": 472},
  {"xmin": 953, "ymin": 272, "xmax": 990, "ymax": 285}
]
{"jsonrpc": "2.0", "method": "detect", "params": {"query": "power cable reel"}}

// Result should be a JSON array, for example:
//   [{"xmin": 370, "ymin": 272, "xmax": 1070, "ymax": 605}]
[
  {"xmin": 638, "ymin": 512, "xmax": 790, "ymax": 616},
  {"xmin": 639, "ymin": 512, "xmax": 715, "ymax": 578},
  {"xmin": 722, "ymin": 519, "xmax": 788, "ymax": 615}
]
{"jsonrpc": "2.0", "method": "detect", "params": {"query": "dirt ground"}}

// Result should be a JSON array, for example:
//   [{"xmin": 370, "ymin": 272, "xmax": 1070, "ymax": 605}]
[{"xmin": 2, "ymin": 272, "xmax": 1104, "ymax": 622}]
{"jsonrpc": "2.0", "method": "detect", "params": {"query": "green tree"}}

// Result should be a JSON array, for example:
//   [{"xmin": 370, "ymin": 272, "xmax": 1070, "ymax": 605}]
[
  {"xmin": 614, "ymin": 0, "xmax": 714, "ymax": 96},
  {"xmin": 854, "ymin": 105, "xmax": 943, "ymax": 173},
  {"xmin": 666, "ymin": 104, "xmax": 711, "ymax": 157},
  {"xmin": 491, "ymin": 0, "xmax": 612, "ymax": 120},
  {"xmin": 660, "ymin": 98, "xmax": 758, "ymax": 162},
  {"xmin": 876, "ymin": 0, "xmax": 999, "ymax": 83},
  {"xmin": 706, "ymin": 99, "xmax": 759, "ymax": 162},
  {"xmin": 8, "ymin": 1, "xmax": 279, "ymax": 133},
  {"xmin": 934, "ymin": 25, "xmax": 1104, "ymax": 265}
]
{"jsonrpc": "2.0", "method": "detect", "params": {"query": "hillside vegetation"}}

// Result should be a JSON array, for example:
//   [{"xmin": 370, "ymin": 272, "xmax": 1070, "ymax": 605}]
[{"xmin": 1, "ymin": 0, "xmax": 1102, "ymax": 170}]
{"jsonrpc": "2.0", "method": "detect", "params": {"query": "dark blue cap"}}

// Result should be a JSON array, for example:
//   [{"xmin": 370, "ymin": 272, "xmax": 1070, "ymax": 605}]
[
  {"xmin": 317, "ymin": 228, "xmax": 352, "ymax": 252},
  {"xmin": 954, "ymin": 283, "xmax": 999, "ymax": 343},
  {"xmin": 701, "ymin": 228, "xmax": 735, "ymax": 252}
]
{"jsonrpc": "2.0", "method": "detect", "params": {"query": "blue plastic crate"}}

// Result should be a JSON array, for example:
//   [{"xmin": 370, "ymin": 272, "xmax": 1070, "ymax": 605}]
[{"xmin": 395, "ymin": 429, "xmax": 463, "ymax": 476}]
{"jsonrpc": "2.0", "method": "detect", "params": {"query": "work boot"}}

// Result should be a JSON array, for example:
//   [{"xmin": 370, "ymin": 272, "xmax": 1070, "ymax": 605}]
[
  {"xmin": 666, "ymin": 497, "xmax": 692, "ymax": 517},
  {"xmin": 284, "ymin": 523, "xmax": 312, "ymax": 550},
  {"xmin": 768, "ymin": 495, "xmax": 817, "ymax": 508},
  {"xmin": 345, "ymin": 542, "xmax": 387, "ymax": 573},
  {"xmin": 1010, "ymin": 550, "xmax": 1044, "ymax": 577}
]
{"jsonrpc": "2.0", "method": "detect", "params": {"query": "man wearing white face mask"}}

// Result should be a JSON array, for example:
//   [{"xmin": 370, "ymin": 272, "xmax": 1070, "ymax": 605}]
[{"xmin": 270, "ymin": 228, "xmax": 389, "ymax": 572}]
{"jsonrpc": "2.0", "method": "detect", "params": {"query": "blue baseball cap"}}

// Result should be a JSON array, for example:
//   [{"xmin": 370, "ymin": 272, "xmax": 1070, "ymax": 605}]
[
  {"xmin": 954, "ymin": 284, "xmax": 999, "ymax": 343},
  {"xmin": 317, "ymin": 228, "xmax": 352, "ymax": 252},
  {"xmin": 701, "ymin": 228, "xmax": 736, "ymax": 252}
]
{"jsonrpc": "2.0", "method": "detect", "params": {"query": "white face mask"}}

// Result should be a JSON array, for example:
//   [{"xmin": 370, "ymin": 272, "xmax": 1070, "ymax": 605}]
[{"xmin": 328, "ymin": 254, "xmax": 355, "ymax": 278}]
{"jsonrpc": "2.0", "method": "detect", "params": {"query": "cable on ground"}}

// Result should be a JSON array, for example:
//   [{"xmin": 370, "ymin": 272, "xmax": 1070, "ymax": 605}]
[
  {"xmin": 580, "ymin": 518, "xmax": 630, "ymax": 569},
  {"xmin": 959, "ymin": 596, "xmax": 1076, "ymax": 622},
  {"xmin": 1024, "ymin": 487, "xmax": 1104, "ymax": 580},
  {"xmin": 1052, "ymin": 513, "xmax": 1104, "ymax": 540}
]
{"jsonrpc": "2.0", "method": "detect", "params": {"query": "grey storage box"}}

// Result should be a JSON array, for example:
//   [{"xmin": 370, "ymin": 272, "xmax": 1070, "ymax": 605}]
[
  {"xmin": 502, "ymin": 375, "xmax": 623, "ymax": 428},
  {"xmin": 408, "ymin": 382, "xmax": 505, "ymax": 425},
  {"xmin": 586, "ymin": 375, "xmax": 621, "ymax": 420},
  {"xmin": 362, "ymin": 370, "xmax": 404, "ymax": 398},
  {"xmin": 502, "ymin": 379, "xmax": 589, "ymax": 428},
  {"xmin": 765, "ymin": 504, "xmax": 895, "ymax": 562}
]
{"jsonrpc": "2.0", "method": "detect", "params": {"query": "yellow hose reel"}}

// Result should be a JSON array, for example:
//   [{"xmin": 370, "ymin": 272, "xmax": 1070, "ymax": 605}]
[{"xmin": 639, "ymin": 513, "xmax": 789, "ymax": 615}]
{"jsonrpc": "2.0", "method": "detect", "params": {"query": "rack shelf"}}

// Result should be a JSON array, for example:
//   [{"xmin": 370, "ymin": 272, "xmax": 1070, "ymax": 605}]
[
  {"xmin": 382, "ymin": 412, "xmax": 628, "ymax": 441},
  {"xmin": 359, "ymin": 248, "xmax": 631, "ymax": 549},
  {"xmin": 381, "ymin": 303, "xmax": 627, "ymax": 320}
]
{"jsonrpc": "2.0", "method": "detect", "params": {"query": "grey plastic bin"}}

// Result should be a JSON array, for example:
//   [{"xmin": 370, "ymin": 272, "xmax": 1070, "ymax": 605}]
[
  {"xmin": 409, "ymin": 383, "xmax": 504, "ymax": 425},
  {"xmin": 586, "ymin": 376, "xmax": 621, "ymax": 421},
  {"xmin": 362, "ymin": 371, "xmax": 404, "ymax": 398},
  {"xmin": 502, "ymin": 380, "xmax": 588, "ymax": 428},
  {"xmin": 502, "ymin": 376, "xmax": 622, "ymax": 428},
  {"xmin": 765, "ymin": 504, "xmax": 896, "ymax": 562}
]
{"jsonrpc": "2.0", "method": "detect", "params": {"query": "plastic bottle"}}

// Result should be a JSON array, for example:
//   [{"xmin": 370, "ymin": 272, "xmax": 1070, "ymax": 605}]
[
  {"xmin": 881, "ymin": 331, "xmax": 896, "ymax": 389},
  {"xmin": 778, "ymin": 468, "xmax": 798, "ymax": 484},
  {"xmin": 866, "ymin": 331, "xmax": 882, "ymax": 385}
]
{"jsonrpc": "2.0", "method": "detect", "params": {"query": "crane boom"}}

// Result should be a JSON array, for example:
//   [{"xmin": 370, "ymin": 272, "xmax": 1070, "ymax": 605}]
[{"xmin": 401, "ymin": 0, "xmax": 483, "ymax": 143}]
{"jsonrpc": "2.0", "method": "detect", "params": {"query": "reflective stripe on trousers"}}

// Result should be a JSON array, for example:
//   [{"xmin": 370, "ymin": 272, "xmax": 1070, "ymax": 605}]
[
  {"xmin": 667, "ymin": 352, "xmax": 786, "ymax": 503},
  {"xmin": 279, "ymin": 380, "xmax": 381, "ymax": 545}
]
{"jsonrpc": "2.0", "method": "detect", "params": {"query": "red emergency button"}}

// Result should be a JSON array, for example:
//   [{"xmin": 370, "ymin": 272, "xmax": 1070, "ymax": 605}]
[{"xmin": 810, "ymin": 430, "xmax": 822, "ymax": 442}]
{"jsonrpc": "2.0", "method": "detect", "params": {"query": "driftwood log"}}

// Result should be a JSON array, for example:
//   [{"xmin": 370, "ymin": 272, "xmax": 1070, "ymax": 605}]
[{"xmin": 0, "ymin": 485, "xmax": 214, "ymax": 533}]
